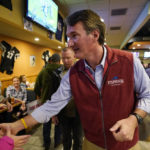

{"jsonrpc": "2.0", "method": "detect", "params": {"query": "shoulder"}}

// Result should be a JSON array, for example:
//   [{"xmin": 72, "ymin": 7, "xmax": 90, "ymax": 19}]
[
  {"xmin": 7, "ymin": 85, "xmax": 14, "ymax": 90},
  {"xmin": 70, "ymin": 59, "xmax": 84, "ymax": 73},
  {"xmin": 20, "ymin": 86, "xmax": 26, "ymax": 91}
]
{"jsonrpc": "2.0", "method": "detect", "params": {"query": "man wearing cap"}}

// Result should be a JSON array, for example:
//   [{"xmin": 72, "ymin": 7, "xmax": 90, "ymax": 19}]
[{"xmin": 34, "ymin": 53, "xmax": 62, "ymax": 150}]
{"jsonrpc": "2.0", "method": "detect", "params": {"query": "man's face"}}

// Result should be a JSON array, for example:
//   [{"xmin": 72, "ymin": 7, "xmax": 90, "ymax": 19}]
[
  {"xmin": 62, "ymin": 49, "xmax": 75, "ymax": 69},
  {"xmin": 13, "ymin": 78, "xmax": 20, "ymax": 88},
  {"xmin": 67, "ymin": 22, "xmax": 95, "ymax": 59}
]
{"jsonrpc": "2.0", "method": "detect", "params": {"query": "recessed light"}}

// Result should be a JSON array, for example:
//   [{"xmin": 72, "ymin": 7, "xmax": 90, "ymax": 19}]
[
  {"xmin": 34, "ymin": 37, "xmax": 39, "ymax": 41},
  {"xmin": 100, "ymin": 18, "xmax": 104, "ymax": 22},
  {"xmin": 58, "ymin": 46, "xmax": 61, "ymax": 49},
  {"xmin": 137, "ymin": 44, "xmax": 141, "ymax": 46},
  {"xmin": 132, "ymin": 47, "xmax": 135, "ymax": 49}
]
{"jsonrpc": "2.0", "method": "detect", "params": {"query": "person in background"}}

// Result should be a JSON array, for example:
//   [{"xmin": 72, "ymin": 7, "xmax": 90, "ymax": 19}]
[
  {"xmin": 55, "ymin": 47, "xmax": 83, "ymax": 150},
  {"xmin": 1, "ymin": 9, "xmax": 150, "ymax": 150},
  {"xmin": 34, "ymin": 53, "xmax": 62, "ymax": 150},
  {"xmin": 6, "ymin": 76, "xmax": 27, "ymax": 120},
  {"xmin": 145, "ymin": 63, "xmax": 150, "ymax": 78},
  {"xmin": 0, "ymin": 124, "xmax": 30, "ymax": 150},
  {"xmin": 20, "ymin": 75, "xmax": 30, "ymax": 88},
  {"xmin": 0, "ymin": 81, "xmax": 13, "ymax": 123},
  {"xmin": 0, "ymin": 96, "xmax": 13, "ymax": 123}
]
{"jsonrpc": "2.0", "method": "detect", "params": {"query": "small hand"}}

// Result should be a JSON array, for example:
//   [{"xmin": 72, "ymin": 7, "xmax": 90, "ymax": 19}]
[
  {"xmin": 0, "ymin": 123, "xmax": 20, "ymax": 136},
  {"xmin": 52, "ymin": 116, "xmax": 59, "ymax": 125},
  {"xmin": 6, "ymin": 101, "xmax": 13, "ymax": 112},
  {"xmin": 20, "ymin": 101, "xmax": 26, "ymax": 111},
  {"xmin": 6, "ymin": 127, "xmax": 30, "ymax": 149}
]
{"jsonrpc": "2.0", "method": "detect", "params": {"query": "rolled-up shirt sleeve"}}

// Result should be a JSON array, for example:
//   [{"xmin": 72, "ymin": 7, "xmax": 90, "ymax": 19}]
[
  {"xmin": 134, "ymin": 56, "xmax": 150, "ymax": 113},
  {"xmin": 31, "ymin": 70, "xmax": 72, "ymax": 123}
]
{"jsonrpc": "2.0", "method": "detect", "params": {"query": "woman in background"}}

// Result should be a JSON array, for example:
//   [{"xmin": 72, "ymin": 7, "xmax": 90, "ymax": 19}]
[{"xmin": 20, "ymin": 75, "xmax": 30, "ymax": 88}]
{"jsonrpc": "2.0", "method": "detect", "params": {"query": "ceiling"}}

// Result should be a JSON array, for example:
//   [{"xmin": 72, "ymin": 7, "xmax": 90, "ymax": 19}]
[{"xmin": 0, "ymin": 0, "xmax": 150, "ymax": 51}]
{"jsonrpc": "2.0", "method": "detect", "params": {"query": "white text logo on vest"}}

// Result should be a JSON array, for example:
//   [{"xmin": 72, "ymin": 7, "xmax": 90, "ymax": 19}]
[{"xmin": 107, "ymin": 76, "xmax": 124, "ymax": 86}]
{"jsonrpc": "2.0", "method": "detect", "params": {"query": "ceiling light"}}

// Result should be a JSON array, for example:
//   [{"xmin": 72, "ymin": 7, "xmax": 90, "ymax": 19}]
[
  {"xmin": 58, "ymin": 46, "xmax": 61, "ymax": 49},
  {"xmin": 132, "ymin": 47, "xmax": 136, "ymax": 49},
  {"xmin": 34, "ymin": 37, "xmax": 39, "ymax": 41},
  {"xmin": 137, "ymin": 44, "xmax": 141, "ymax": 46},
  {"xmin": 100, "ymin": 18, "xmax": 104, "ymax": 22}
]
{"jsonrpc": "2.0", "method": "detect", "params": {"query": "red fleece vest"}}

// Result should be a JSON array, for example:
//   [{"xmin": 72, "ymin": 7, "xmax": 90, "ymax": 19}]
[{"xmin": 69, "ymin": 46, "xmax": 138, "ymax": 150}]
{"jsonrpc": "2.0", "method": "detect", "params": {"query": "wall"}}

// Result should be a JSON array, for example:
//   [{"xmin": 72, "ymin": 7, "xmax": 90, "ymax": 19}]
[{"xmin": 0, "ymin": 34, "xmax": 61, "ymax": 94}]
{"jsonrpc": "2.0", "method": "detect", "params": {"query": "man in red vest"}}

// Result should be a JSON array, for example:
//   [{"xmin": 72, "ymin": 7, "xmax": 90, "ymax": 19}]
[{"xmin": 1, "ymin": 10, "xmax": 150, "ymax": 150}]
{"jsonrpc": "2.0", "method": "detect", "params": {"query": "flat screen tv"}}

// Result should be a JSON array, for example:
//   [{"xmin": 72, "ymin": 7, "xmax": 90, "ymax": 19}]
[
  {"xmin": 25, "ymin": 0, "xmax": 58, "ymax": 33},
  {"xmin": 144, "ymin": 52, "xmax": 150, "ymax": 58}
]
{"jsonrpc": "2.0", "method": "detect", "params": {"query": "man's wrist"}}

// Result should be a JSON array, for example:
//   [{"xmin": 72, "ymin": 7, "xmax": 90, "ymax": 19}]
[{"xmin": 130, "ymin": 113, "xmax": 143, "ymax": 124}]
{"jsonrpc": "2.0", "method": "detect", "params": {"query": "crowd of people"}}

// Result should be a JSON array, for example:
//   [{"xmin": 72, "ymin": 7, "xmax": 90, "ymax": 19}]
[{"xmin": 0, "ymin": 9, "xmax": 150, "ymax": 150}]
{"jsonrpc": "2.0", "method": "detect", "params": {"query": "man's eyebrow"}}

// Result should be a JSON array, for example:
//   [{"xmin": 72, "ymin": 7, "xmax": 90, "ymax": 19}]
[{"xmin": 68, "ymin": 31, "xmax": 77, "ymax": 35}]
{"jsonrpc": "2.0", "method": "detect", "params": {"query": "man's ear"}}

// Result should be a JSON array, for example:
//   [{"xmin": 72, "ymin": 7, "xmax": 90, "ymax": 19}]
[{"xmin": 92, "ymin": 30, "xmax": 100, "ymax": 41}]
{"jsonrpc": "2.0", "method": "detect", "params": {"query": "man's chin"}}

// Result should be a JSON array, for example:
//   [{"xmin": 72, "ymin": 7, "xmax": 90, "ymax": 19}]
[{"xmin": 75, "ymin": 54, "xmax": 83, "ymax": 59}]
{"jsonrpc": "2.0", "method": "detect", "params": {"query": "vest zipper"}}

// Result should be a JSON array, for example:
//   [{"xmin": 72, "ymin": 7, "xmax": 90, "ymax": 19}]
[
  {"xmin": 80, "ymin": 60, "xmax": 117, "ymax": 150},
  {"xmin": 99, "ymin": 60, "xmax": 118, "ymax": 150},
  {"xmin": 81, "ymin": 70, "xmax": 108, "ymax": 149},
  {"xmin": 81, "ymin": 70, "xmax": 97, "ymax": 87}
]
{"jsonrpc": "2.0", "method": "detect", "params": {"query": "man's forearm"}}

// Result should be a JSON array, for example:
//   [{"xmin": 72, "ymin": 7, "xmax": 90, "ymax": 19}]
[
  {"xmin": 12, "ymin": 115, "xmax": 39, "ymax": 134},
  {"xmin": 134, "ymin": 108, "xmax": 147, "ymax": 118}
]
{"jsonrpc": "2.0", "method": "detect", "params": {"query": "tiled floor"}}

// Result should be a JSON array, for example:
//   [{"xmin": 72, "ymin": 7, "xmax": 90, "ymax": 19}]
[{"xmin": 22, "ymin": 124, "xmax": 63, "ymax": 150}]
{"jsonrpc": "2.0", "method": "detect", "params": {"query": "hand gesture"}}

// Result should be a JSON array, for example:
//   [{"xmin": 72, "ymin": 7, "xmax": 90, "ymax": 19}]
[
  {"xmin": 0, "ymin": 124, "xmax": 30, "ymax": 150},
  {"xmin": 109, "ymin": 115, "xmax": 138, "ymax": 142},
  {"xmin": 52, "ymin": 116, "xmax": 59, "ymax": 125}
]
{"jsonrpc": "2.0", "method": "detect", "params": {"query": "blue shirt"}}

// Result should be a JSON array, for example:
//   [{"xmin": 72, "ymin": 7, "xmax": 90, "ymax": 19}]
[{"xmin": 32, "ymin": 47, "xmax": 150, "ymax": 123}]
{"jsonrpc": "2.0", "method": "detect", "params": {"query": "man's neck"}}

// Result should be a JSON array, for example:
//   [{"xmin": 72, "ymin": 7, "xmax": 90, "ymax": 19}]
[{"xmin": 85, "ymin": 45, "xmax": 104, "ymax": 70}]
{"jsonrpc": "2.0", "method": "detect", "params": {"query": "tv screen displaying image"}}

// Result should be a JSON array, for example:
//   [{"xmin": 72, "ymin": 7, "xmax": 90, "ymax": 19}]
[
  {"xmin": 26, "ymin": 0, "xmax": 58, "ymax": 33},
  {"xmin": 144, "ymin": 52, "xmax": 150, "ymax": 58}
]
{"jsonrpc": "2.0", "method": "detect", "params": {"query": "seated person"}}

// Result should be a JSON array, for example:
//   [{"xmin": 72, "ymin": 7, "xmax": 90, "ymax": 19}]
[
  {"xmin": 0, "ymin": 95, "xmax": 13, "ymax": 123},
  {"xmin": 0, "ymin": 96, "xmax": 13, "ymax": 112},
  {"xmin": 19, "ymin": 75, "xmax": 30, "ymax": 88},
  {"xmin": 6, "ymin": 76, "xmax": 27, "ymax": 119}
]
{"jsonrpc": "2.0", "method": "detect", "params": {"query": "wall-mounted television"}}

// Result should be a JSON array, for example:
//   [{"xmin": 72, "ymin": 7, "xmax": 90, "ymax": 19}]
[
  {"xmin": 25, "ymin": 0, "xmax": 58, "ymax": 33},
  {"xmin": 144, "ymin": 52, "xmax": 150, "ymax": 58}
]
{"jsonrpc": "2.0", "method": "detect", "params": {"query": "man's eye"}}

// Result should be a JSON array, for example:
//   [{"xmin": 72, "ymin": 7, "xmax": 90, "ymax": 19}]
[{"xmin": 72, "ymin": 34, "xmax": 77, "ymax": 38}]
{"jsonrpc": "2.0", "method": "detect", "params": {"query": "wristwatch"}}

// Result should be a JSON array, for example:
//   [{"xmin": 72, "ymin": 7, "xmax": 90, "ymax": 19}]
[{"xmin": 131, "ymin": 113, "xmax": 143, "ymax": 124}]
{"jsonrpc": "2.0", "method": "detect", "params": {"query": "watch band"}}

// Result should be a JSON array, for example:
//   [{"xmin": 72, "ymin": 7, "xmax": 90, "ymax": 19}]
[{"xmin": 131, "ymin": 113, "xmax": 143, "ymax": 124}]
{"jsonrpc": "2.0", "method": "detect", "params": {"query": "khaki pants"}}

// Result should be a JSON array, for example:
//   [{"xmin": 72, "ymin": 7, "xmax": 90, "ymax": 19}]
[{"xmin": 82, "ymin": 138, "xmax": 142, "ymax": 150}]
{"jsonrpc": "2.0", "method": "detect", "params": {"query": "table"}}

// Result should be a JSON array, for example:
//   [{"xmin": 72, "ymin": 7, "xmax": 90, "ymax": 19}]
[{"xmin": 0, "ymin": 100, "xmax": 22, "ymax": 113}]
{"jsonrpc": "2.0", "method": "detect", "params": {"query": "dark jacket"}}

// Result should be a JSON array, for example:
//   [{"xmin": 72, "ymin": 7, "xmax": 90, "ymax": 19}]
[
  {"xmin": 70, "ymin": 45, "xmax": 138, "ymax": 150},
  {"xmin": 34, "ymin": 63, "xmax": 61, "ymax": 103}
]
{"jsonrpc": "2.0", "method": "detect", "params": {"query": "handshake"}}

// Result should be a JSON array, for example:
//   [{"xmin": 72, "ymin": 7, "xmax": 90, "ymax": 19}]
[{"xmin": 0, "ymin": 123, "xmax": 30, "ymax": 150}]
